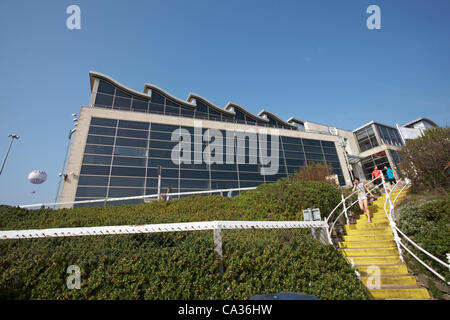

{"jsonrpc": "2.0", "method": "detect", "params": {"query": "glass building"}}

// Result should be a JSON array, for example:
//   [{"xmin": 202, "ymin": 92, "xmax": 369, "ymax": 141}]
[
  {"xmin": 60, "ymin": 72, "xmax": 349, "ymax": 207},
  {"xmin": 59, "ymin": 72, "xmax": 438, "ymax": 207}
]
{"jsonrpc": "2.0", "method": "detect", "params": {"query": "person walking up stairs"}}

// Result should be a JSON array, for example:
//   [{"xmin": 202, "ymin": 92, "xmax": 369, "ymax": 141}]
[{"xmin": 338, "ymin": 190, "xmax": 432, "ymax": 299}]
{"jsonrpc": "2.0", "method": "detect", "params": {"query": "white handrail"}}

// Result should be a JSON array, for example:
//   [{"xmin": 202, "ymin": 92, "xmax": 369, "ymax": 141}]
[
  {"xmin": 384, "ymin": 180, "xmax": 449, "ymax": 285},
  {"xmin": 19, "ymin": 186, "xmax": 258, "ymax": 209}
]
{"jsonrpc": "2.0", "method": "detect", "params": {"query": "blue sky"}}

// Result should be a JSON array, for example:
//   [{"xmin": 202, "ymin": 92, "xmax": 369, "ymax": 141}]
[{"xmin": 0, "ymin": 0, "xmax": 449, "ymax": 206}]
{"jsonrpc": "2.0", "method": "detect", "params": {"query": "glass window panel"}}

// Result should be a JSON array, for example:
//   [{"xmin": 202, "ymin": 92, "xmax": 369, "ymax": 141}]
[
  {"xmin": 114, "ymin": 147, "xmax": 147, "ymax": 157},
  {"xmin": 97, "ymin": 80, "xmax": 116, "ymax": 95},
  {"xmin": 108, "ymin": 187, "xmax": 144, "ymax": 198},
  {"xmin": 284, "ymin": 151, "xmax": 305, "ymax": 160},
  {"xmin": 303, "ymin": 146, "xmax": 322, "ymax": 154},
  {"xmin": 83, "ymin": 155, "xmax": 112, "ymax": 165},
  {"xmin": 115, "ymin": 137, "xmax": 148, "ymax": 148},
  {"xmin": 179, "ymin": 162, "xmax": 207, "ymax": 170},
  {"xmin": 165, "ymin": 106, "xmax": 180, "ymax": 116},
  {"xmin": 131, "ymin": 98, "xmax": 149, "ymax": 112},
  {"xmin": 115, "ymin": 89, "xmax": 131, "ymax": 99},
  {"xmin": 113, "ymin": 96, "xmax": 131, "ymax": 110},
  {"xmin": 95, "ymin": 93, "xmax": 114, "ymax": 107},
  {"xmin": 239, "ymin": 171, "xmax": 264, "ymax": 181},
  {"xmin": 148, "ymin": 148, "xmax": 172, "ymax": 159},
  {"xmin": 147, "ymin": 158, "xmax": 178, "ymax": 168},
  {"xmin": 80, "ymin": 165, "xmax": 111, "ymax": 176},
  {"xmin": 76, "ymin": 187, "xmax": 108, "ymax": 198},
  {"xmin": 145, "ymin": 188, "xmax": 158, "ymax": 195},
  {"xmin": 211, "ymin": 170, "xmax": 238, "ymax": 180},
  {"xmin": 149, "ymin": 130, "xmax": 173, "ymax": 141},
  {"xmin": 118, "ymin": 120, "xmax": 149, "ymax": 130},
  {"xmin": 150, "ymin": 123, "xmax": 179, "ymax": 132},
  {"xmin": 324, "ymin": 154, "xmax": 339, "ymax": 161},
  {"xmin": 321, "ymin": 141, "xmax": 335, "ymax": 148},
  {"xmin": 322, "ymin": 146, "xmax": 338, "ymax": 155},
  {"xmin": 302, "ymin": 139, "xmax": 321, "ymax": 146},
  {"xmin": 282, "ymin": 143, "xmax": 303, "ymax": 151},
  {"xmin": 113, "ymin": 157, "xmax": 146, "ymax": 167},
  {"xmin": 180, "ymin": 169, "xmax": 209, "ymax": 179},
  {"xmin": 237, "ymin": 164, "xmax": 260, "ymax": 172},
  {"xmin": 180, "ymin": 179, "xmax": 210, "ymax": 189},
  {"xmin": 149, "ymin": 103, "xmax": 164, "ymax": 114},
  {"xmin": 146, "ymin": 178, "xmax": 158, "ymax": 188},
  {"xmin": 285, "ymin": 158, "xmax": 305, "ymax": 167},
  {"xmin": 117, "ymin": 128, "xmax": 148, "ymax": 139},
  {"xmin": 88, "ymin": 126, "xmax": 116, "ymax": 136},
  {"xmin": 109, "ymin": 177, "xmax": 145, "ymax": 187},
  {"xmin": 305, "ymin": 153, "xmax": 325, "ymax": 161},
  {"xmin": 180, "ymin": 107, "xmax": 195, "ymax": 117},
  {"xmin": 195, "ymin": 101, "xmax": 208, "ymax": 114},
  {"xmin": 239, "ymin": 181, "xmax": 262, "ymax": 188},
  {"xmin": 78, "ymin": 175, "xmax": 109, "ymax": 186},
  {"xmin": 160, "ymin": 169, "xmax": 179, "ymax": 179},
  {"xmin": 151, "ymin": 92, "xmax": 165, "ymax": 105},
  {"xmin": 149, "ymin": 139, "xmax": 177, "ymax": 150},
  {"xmin": 194, "ymin": 111, "xmax": 208, "ymax": 120},
  {"xmin": 84, "ymin": 145, "xmax": 113, "ymax": 155},
  {"xmin": 160, "ymin": 179, "xmax": 179, "ymax": 188},
  {"xmin": 90, "ymin": 117, "xmax": 117, "ymax": 127},
  {"xmin": 86, "ymin": 135, "xmax": 115, "ymax": 145},
  {"xmin": 210, "ymin": 180, "xmax": 239, "ymax": 189},
  {"xmin": 111, "ymin": 166, "xmax": 146, "ymax": 177}
]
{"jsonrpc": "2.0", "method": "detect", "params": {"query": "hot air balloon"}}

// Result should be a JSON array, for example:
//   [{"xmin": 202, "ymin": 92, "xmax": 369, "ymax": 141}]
[{"xmin": 28, "ymin": 170, "xmax": 47, "ymax": 184}]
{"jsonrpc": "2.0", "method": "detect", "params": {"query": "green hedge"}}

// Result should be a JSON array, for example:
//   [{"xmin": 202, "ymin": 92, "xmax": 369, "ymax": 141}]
[
  {"xmin": 397, "ymin": 197, "xmax": 450, "ymax": 283},
  {"xmin": 0, "ymin": 178, "xmax": 368, "ymax": 300}
]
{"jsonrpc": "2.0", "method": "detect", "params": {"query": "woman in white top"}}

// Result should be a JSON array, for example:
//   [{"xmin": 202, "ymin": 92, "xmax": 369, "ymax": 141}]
[{"xmin": 352, "ymin": 177, "xmax": 375, "ymax": 223}]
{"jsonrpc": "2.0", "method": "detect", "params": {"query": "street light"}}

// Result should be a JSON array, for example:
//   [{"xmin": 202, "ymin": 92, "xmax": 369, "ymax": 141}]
[{"xmin": 0, "ymin": 134, "xmax": 20, "ymax": 176}]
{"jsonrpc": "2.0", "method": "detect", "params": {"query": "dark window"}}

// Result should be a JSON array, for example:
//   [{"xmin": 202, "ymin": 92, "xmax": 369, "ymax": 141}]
[
  {"xmin": 150, "ymin": 131, "xmax": 173, "ymax": 141},
  {"xmin": 148, "ymin": 148, "xmax": 172, "ymax": 159},
  {"xmin": 151, "ymin": 92, "xmax": 165, "ymax": 105},
  {"xmin": 109, "ymin": 177, "xmax": 145, "ymax": 187},
  {"xmin": 115, "ymin": 137, "xmax": 148, "ymax": 148},
  {"xmin": 78, "ymin": 175, "xmax": 109, "ymax": 186},
  {"xmin": 108, "ymin": 187, "xmax": 144, "ymax": 197},
  {"xmin": 180, "ymin": 106, "xmax": 195, "ymax": 117},
  {"xmin": 151, "ymin": 123, "xmax": 179, "ymax": 132},
  {"xmin": 149, "ymin": 102, "xmax": 164, "ymax": 114},
  {"xmin": 149, "ymin": 139, "xmax": 177, "ymax": 150},
  {"xmin": 115, "ymin": 89, "xmax": 131, "ymax": 99},
  {"xmin": 88, "ymin": 126, "xmax": 116, "ymax": 136},
  {"xmin": 90, "ymin": 118, "xmax": 117, "ymax": 127},
  {"xmin": 118, "ymin": 120, "xmax": 149, "ymax": 130},
  {"xmin": 180, "ymin": 179, "xmax": 210, "ymax": 189},
  {"xmin": 196, "ymin": 101, "xmax": 208, "ymax": 114},
  {"xmin": 76, "ymin": 187, "xmax": 108, "ymax": 198},
  {"xmin": 117, "ymin": 128, "xmax": 148, "ymax": 139},
  {"xmin": 303, "ymin": 146, "xmax": 322, "ymax": 154},
  {"xmin": 95, "ymin": 93, "xmax": 114, "ymax": 107},
  {"xmin": 111, "ymin": 166, "xmax": 146, "ymax": 177},
  {"xmin": 86, "ymin": 135, "xmax": 115, "ymax": 145},
  {"xmin": 147, "ymin": 158, "xmax": 179, "ymax": 169},
  {"xmin": 114, "ymin": 147, "xmax": 147, "ymax": 157},
  {"xmin": 211, "ymin": 170, "xmax": 238, "ymax": 180},
  {"xmin": 97, "ymin": 80, "xmax": 116, "ymax": 95},
  {"xmin": 113, "ymin": 96, "xmax": 131, "ymax": 110},
  {"xmin": 84, "ymin": 145, "xmax": 114, "ymax": 155},
  {"xmin": 321, "ymin": 141, "xmax": 335, "ymax": 148},
  {"xmin": 180, "ymin": 169, "xmax": 209, "ymax": 179},
  {"xmin": 113, "ymin": 157, "xmax": 146, "ymax": 167},
  {"xmin": 132, "ymin": 97, "xmax": 149, "ymax": 112},
  {"xmin": 80, "ymin": 165, "xmax": 111, "ymax": 175},
  {"xmin": 302, "ymin": 139, "xmax": 321, "ymax": 146},
  {"xmin": 83, "ymin": 155, "xmax": 112, "ymax": 165}
]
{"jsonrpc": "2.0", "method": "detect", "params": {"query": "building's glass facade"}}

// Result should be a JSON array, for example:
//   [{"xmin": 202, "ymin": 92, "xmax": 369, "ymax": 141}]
[
  {"xmin": 94, "ymin": 80, "xmax": 295, "ymax": 130},
  {"xmin": 360, "ymin": 151, "xmax": 391, "ymax": 180},
  {"xmin": 355, "ymin": 125, "xmax": 379, "ymax": 152},
  {"xmin": 74, "ymin": 117, "xmax": 344, "ymax": 207},
  {"xmin": 375, "ymin": 124, "xmax": 403, "ymax": 147}
]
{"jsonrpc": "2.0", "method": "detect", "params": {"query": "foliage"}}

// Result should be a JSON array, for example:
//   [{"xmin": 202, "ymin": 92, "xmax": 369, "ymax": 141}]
[
  {"xmin": 293, "ymin": 162, "xmax": 334, "ymax": 184},
  {"xmin": 0, "ymin": 179, "xmax": 368, "ymax": 300},
  {"xmin": 398, "ymin": 127, "xmax": 450, "ymax": 194},
  {"xmin": 397, "ymin": 197, "xmax": 450, "ymax": 283}
]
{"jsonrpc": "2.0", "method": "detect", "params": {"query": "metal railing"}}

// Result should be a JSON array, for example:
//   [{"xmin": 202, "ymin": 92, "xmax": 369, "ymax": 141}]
[
  {"xmin": 383, "ymin": 180, "xmax": 450, "ymax": 285},
  {"xmin": 19, "ymin": 186, "xmax": 258, "ymax": 209},
  {"xmin": 324, "ymin": 177, "xmax": 384, "ymax": 244}
]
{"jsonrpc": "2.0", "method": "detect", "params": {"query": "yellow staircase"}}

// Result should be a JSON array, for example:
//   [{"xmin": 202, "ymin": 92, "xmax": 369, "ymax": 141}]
[{"xmin": 338, "ymin": 190, "xmax": 432, "ymax": 300}]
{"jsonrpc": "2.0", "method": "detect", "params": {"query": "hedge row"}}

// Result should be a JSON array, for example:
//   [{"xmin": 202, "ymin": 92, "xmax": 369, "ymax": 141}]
[{"xmin": 0, "ymin": 177, "xmax": 369, "ymax": 299}]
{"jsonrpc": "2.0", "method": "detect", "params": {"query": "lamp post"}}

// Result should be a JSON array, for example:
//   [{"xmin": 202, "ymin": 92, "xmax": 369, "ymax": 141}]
[
  {"xmin": 0, "ymin": 134, "xmax": 20, "ymax": 176},
  {"xmin": 54, "ymin": 114, "xmax": 78, "ymax": 206}
]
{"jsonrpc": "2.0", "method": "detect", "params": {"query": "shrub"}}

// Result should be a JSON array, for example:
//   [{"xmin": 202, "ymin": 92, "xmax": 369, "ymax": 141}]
[
  {"xmin": 397, "ymin": 198, "xmax": 450, "ymax": 283},
  {"xmin": 0, "ymin": 179, "xmax": 368, "ymax": 299},
  {"xmin": 399, "ymin": 127, "xmax": 450, "ymax": 194}
]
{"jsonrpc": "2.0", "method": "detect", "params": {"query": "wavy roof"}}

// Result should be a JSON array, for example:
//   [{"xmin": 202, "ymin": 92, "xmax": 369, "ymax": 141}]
[{"xmin": 89, "ymin": 71, "xmax": 299, "ymax": 128}]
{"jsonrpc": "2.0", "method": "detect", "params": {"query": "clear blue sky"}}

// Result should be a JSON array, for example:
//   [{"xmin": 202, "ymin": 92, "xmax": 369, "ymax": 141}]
[{"xmin": 0, "ymin": 0, "xmax": 449, "ymax": 206}]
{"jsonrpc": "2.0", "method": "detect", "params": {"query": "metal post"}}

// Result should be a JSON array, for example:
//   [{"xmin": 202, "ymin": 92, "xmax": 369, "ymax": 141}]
[
  {"xmin": 157, "ymin": 166, "xmax": 162, "ymax": 200},
  {"xmin": 213, "ymin": 227, "xmax": 224, "ymax": 275},
  {"xmin": 342, "ymin": 194, "xmax": 349, "ymax": 225},
  {"xmin": 0, "ymin": 134, "xmax": 19, "ymax": 176}
]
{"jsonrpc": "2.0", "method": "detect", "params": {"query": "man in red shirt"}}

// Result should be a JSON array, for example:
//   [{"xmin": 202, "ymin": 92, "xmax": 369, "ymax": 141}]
[{"xmin": 371, "ymin": 166, "xmax": 383, "ymax": 187}]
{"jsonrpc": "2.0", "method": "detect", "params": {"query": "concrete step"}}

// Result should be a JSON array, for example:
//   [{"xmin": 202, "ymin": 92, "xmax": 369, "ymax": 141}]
[
  {"xmin": 360, "ymin": 275, "xmax": 418, "ymax": 286},
  {"xmin": 368, "ymin": 288, "xmax": 431, "ymax": 300},
  {"xmin": 339, "ymin": 239, "xmax": 396, "ymax": 249},
  {"xmin": 340, "ymin": 247, "xmax": 399, "ymax": 256},
  {"xmin": 357, "ymin": 264, "xmax": 409, "ymax": 275},
  {"xmin": 346, "ymin": 255, "xmax": 401, "ymax": 265},
  {"xmin": 345, "ymin": 222, "xmax": 390, "ymax": 231},
  {"xmin": 343, "ymin": 233, "xmax": 394, "ymax": 241},
  {"xmin": 346, "ymin": 228, "xmax": 392, "ymax": 236}
]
